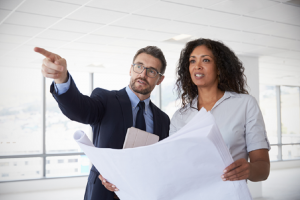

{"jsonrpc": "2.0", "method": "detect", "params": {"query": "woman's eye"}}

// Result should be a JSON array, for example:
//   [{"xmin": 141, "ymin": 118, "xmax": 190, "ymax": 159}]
[
  {"xmin": 189, "ymin": 60, "xmax": 195, "ymax": 64},
  {"xmin": 203, "ymin": 59, "xmax": 210, "ymax": 62}
]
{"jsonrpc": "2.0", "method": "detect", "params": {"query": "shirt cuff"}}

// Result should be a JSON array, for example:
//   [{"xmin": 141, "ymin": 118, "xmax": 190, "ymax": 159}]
[{"xmin": 54, "ymin": 74, "xmax": 70, "ymax": 95}]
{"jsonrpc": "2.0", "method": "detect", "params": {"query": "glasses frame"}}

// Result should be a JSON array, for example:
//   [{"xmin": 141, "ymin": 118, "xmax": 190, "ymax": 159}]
[{"xmin": 132, "ymin": 63, "xmax": 164, "ymax": 78}]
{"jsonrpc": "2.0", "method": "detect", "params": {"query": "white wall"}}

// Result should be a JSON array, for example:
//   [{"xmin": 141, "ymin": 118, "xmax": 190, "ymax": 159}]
[{"xmin": 239, "ymin": 55, "xmax": 259, "ymax": 101}]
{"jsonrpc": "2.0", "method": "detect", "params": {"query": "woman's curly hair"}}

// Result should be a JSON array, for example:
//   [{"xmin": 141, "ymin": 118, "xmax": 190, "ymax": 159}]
[{"xmin": 176, "ymin": 38, "xmax": 248, "ymax": 109}]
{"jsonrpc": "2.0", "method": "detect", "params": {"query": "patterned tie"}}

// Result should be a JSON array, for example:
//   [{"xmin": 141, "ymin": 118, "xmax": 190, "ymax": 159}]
[{"xmin": 136, "ymin": 101, "xmax": 146, "ymax": 131}]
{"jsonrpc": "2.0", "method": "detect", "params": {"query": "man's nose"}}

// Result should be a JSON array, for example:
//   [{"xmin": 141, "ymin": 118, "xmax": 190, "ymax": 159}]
[{"xmin": 140, "ymin": 68, "xmax": 147, "ymax": 77}]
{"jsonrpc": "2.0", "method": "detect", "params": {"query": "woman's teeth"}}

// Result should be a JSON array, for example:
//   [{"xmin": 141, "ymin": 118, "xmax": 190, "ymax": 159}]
[{"xmin": 195, "ymin": 74, "xmax": 204, "ymax": 77}]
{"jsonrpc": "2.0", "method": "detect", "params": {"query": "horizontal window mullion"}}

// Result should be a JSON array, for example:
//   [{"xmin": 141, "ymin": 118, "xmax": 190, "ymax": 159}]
[
  {"xmin": 0, "ymin": 152, "xmax": 85, "ymax": 159},
  {"xmin": 270, "ymin": 143, "xmax": 300, "ymax": 146},
  {"xmin": 0, "ymin": 174, "xmax": 88, "ymax": 183}
]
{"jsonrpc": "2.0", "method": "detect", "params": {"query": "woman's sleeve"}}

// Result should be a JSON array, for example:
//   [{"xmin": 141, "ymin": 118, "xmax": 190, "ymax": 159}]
[{"xmin": 245, "ymin": 96, "xmax": 271, "ymax": 152}]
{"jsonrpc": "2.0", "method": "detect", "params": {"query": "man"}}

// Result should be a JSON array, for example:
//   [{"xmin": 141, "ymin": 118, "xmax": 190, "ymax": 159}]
[{"xmin": 34, "ymin": 46, "xmax": 170, "ymax": 200}]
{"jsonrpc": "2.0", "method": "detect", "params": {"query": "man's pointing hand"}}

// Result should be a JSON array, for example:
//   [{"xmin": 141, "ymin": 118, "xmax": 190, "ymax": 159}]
[{"xmin": 34, "ymin": 47, "xmax": 68, "ymax": 84}]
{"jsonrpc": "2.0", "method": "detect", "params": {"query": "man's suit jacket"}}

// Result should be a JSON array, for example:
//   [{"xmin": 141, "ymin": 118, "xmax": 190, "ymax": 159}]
[{"xmin": 50, "ymin": 75, "xmax": 170, "ymax": 200}]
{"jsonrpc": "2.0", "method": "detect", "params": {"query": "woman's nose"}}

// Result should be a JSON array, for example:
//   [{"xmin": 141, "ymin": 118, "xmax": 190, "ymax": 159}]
[{"xmin": 196, "ymin": 61, "xmax": 202, "ymax": 69}]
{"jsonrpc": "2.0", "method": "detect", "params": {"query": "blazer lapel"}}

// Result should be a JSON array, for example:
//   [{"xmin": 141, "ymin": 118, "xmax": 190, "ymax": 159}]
[
  {"xmin": 116, "ymin": 88, "xmax": 133, "ymax": 134},
  {"xmin": 149, "ymin": 101, "xmax": 162, "ymax": 139}
]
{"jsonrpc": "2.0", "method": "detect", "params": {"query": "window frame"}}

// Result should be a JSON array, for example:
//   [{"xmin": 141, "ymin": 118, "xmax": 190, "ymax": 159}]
[
  {"xmin": 266, "ymin": 85, "xmax": 300, "ymax": 161},
  {"xmin": 0, "ymin": 73, "xmax": 162, "ymax": 182}
]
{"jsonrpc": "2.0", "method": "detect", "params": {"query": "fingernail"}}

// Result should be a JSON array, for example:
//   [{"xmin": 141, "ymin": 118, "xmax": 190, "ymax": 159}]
[
  {"xmin": 103, "ymin": 180, "xmax": 106, "ymax": 183},
  {"xmin": 112, "ymin": 185, "xmax": 115, "ymax": 188},
  {"xmin": 222, "ymin": 178, "xmax": 226, "ymax": 181},
  {"xmin": 221, "ymin": 175, "xmax": 224, "ymax": 178},
  {"xmin": 115, "ymin": 189, "xmax": 119, "ymax": 191},
  {"xmin": 223, "ymin": 170, "xmax": 227, "ymax": 173}
]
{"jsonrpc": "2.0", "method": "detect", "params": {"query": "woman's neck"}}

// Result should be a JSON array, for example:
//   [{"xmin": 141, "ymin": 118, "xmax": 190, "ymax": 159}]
[{"xmin": 197, "ymin": 86, "xmax": 224, "ymax": 111}]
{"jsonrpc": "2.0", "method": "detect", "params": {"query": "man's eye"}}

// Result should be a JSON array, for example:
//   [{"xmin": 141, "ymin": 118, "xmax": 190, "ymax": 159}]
[
  {"xmin": 149, "ymin": 69, "xmax": 155, "ymax": 74},
  {"xmin": 137, "ymin": 65, "xmax": 142, "ymax": 69}
]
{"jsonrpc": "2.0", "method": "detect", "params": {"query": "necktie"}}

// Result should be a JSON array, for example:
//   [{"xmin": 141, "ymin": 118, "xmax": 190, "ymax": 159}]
[{"xmin": 136, "ymin": 101, "xmax": 146, "ymax": 131}]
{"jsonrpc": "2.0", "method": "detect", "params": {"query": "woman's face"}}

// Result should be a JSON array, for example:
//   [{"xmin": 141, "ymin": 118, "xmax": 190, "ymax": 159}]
[{"xmin": 189, "ymin": 45, "xmax": 218, "ymax": 88}]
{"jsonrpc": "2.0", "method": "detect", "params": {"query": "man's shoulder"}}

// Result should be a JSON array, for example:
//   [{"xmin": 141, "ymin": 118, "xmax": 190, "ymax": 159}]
[
  {"xmin": 150, "ymin": 102, "xmax": 170, "ymax": 121},
  {"xmin": 91, "ymin": 87, "xmax": 126, "ymax": 97}
]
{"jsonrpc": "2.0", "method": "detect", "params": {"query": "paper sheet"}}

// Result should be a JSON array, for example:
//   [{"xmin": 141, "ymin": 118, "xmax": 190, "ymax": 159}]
[{"xmin": 74, "ymin": 109, "xmax": 252, "ymax": 200}]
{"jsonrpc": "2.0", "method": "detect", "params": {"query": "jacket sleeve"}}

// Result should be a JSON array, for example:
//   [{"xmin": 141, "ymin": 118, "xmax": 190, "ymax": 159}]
[{"xmin": 50, "ymin": 73, "xmax": 107, "ymax": 125}]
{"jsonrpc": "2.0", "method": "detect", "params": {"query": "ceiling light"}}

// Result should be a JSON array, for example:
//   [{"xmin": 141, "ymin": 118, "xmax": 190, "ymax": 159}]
[
  {"xmin": 86, "ymin": 64, "xmax": 105, "ymax": 68},
  {"xmin": 172, "ymin": 34, "xmax": 191, "ymax": 41}
]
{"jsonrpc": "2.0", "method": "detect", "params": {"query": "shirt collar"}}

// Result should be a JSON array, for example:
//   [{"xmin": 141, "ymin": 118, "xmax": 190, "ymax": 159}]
[
  {"xmin": 125, "ymin": 86, "xmax": 151, "ymax": 112},
  {"xmin": 191, "ymin": 91, "xmax": 236, "ymax": 108}
]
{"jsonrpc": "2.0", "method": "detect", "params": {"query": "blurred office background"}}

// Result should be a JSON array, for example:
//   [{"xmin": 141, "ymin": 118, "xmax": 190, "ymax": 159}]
[{"xmin": 0, "ymin": 0, "xmax": 299, "ymax": 199}]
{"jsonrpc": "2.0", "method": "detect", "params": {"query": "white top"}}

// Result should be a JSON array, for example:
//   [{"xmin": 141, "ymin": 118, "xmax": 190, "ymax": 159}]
[{"xmin": 170, "ymin": 91, "xmax": 270, "ymax": 161}]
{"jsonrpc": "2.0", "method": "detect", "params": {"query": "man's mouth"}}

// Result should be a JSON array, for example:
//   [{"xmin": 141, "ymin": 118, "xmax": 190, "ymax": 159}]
[{"xmin": 136, "ymin": 79, "xmax": 148, "ymax": 85}]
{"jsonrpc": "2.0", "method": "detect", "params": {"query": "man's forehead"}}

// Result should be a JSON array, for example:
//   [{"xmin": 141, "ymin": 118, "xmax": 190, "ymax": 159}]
[{"xmin": 133, "ymin": 53, "xmax": 161, "ymax": 70}]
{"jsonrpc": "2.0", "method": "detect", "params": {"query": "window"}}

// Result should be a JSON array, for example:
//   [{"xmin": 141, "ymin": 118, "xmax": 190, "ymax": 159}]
[
  {"xmin": 46, "ymin": 72, "xmax": 91, "ymax": 153},
  {"xmin": 0, "ymin": 68, "xmax": 42, "ymax": 156},
  {"xmin": 0, "ymin": 158, "xmax": 43, "ymax": 181},
  {"xmin": 161, "ymin": 77, "xmax": 180, "ymax": 118},
  {"xmin": 0, "ymin": 68, "xmax": 92, "ymax": 182},
  {"xmin": 260, "ymin": 84, "xmax": 300, "ymax": 161}
]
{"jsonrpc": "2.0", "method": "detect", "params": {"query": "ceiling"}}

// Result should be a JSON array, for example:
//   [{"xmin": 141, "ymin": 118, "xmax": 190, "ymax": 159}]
[{"xmin": 0, "ymin": 0, "xmax": 300, "ymax": 85}]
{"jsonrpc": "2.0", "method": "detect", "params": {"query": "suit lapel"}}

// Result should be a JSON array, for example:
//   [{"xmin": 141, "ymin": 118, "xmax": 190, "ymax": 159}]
[
  {"xmin": 116, "ymin": 88, "xmax": 133, "ymax": 134},
  {"xmin": 150, "ymin": 101, "xmax": 162, "ymax": 139}
]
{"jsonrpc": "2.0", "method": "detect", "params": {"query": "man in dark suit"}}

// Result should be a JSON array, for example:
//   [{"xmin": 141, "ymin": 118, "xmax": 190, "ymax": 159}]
[{"xmin": 34, "ymin": 46, "xmax": 170, "ymax": 200}]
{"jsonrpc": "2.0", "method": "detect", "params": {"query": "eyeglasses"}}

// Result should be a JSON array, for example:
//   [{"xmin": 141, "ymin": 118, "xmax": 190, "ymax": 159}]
[{"xmin": 132, "ymin": 63, "xmax": 163, "ymax": 78}]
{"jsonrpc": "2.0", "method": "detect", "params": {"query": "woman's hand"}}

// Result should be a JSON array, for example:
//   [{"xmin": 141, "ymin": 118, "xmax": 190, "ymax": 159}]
[
  {"xmin": 222, "ymin": 149, "xmax": 270, "ymax": 182},
  {"xmin": 98, "ymin": 174, "xmax": 119, "ymax": 192},
  {"xmin": 221, "ymin": 158, "xmax": 250, "ymax": 181}
]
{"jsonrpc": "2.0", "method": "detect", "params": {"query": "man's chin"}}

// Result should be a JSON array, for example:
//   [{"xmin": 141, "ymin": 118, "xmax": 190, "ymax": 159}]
[{"xmin": 131, "ymin": 85, "xmax": 151, "ymax": 95}]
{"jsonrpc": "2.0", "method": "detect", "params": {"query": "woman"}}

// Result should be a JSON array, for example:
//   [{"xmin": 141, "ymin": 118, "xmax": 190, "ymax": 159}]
[{"xmin": 170, "ymin": 38, "xmax": 270, "ymax": 182}]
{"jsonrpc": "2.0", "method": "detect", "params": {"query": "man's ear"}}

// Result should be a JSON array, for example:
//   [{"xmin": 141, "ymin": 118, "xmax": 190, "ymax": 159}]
[
  {"xmin": 156, "ymin": 75, "xmax": 165, "ymax": 85},
  {"xmin": 129, "ymin": 65, "xmax": 132, "ymax": 76}
]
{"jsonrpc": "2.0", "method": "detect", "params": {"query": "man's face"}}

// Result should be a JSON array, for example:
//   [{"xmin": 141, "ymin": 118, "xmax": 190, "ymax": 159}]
[{"xmin": 129, "ymin": 53, "xmax": 164, "ymax": 96}]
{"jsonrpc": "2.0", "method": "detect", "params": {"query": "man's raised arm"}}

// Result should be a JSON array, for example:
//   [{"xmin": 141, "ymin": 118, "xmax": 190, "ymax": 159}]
[{"xmin": 34, "ymin": 47, "xmax": 106, "ymax": 125}]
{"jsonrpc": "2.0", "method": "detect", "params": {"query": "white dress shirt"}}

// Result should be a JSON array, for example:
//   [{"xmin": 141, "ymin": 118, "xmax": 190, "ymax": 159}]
[{"xmin": 170, "ymin": 91, "xmax": 270, "ymax": 161}]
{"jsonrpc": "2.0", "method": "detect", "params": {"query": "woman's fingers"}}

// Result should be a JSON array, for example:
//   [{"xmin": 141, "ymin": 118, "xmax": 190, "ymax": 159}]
[{"xmin": 222, "ymin": 158, "xmax": 250, "ymax": 181}]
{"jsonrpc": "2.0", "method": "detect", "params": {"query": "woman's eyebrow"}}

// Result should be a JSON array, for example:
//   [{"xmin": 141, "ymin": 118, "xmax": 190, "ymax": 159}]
[
  {"xmin": 201, "ymin": 55, "xmax": 212, "ymax": 58},
  {"xmin": 189, "ymin": 55, "xmax": 212, "ymax": 58}
]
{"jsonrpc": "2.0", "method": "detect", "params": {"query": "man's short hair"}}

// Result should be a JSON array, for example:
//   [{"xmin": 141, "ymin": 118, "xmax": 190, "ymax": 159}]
[{"xmin": 133, "ymin": 46, "xmax": 167, "ymax": 75}]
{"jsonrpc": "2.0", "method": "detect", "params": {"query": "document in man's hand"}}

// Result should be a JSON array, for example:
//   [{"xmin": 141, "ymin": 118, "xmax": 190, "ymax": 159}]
[
  {"xmin": 74, "ymin": 108, "xmax": 252, "ymax": 200},
  {"xmin": 123, "ymin": 127, "xmax": 159, "ymax": 149}
]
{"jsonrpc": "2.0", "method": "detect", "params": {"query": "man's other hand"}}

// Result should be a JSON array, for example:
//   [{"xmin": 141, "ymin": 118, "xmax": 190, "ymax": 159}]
[
  {"xmin": 98, "ymin": 174, "xmax": 119, "ymax": 192},
  {"xmin": 34, "ymin": 47, "xmax": 68, "ymax": 84}
]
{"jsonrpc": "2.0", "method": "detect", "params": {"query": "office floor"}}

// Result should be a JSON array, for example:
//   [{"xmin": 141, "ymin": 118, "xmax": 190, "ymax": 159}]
[{"xmin": 1, "ymin": 168, "xmax": 299, "ymax": 200}]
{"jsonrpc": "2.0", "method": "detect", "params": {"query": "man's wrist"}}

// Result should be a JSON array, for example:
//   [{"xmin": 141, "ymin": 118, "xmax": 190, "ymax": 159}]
[{"xmin": 54, "ymin": 72, "xmax": 68, "ymax": 84}]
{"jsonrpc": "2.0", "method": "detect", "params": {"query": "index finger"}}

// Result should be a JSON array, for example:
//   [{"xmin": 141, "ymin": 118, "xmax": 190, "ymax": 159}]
[
  {"xmin": 224, "ymin": 161, "xmax": 240, "ymax": 173},
  {"xmin": 34, "ymin": 47, "xmax": 54, "ymax": 58}
]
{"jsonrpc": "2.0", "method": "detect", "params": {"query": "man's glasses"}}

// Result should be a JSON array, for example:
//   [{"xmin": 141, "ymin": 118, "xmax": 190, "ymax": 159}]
[{"xmin": 132, "ymin": 63, "xmax": 163, "ymax": 78}]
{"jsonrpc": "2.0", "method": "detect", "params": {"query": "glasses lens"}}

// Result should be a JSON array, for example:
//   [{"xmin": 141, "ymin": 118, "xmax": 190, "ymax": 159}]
[
  {"xmin": 146, "ymin": 68, "xmax": 157, "ymax": 77},
  {"xmin": 134, "ymin": 64, "xmax": 143, "ymax": 73}
]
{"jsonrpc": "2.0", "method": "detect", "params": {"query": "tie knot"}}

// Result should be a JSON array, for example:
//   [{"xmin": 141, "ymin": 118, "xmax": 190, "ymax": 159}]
[{"xmin": 138, "ymin": 101, "xmax": 145, "ymax": 111}]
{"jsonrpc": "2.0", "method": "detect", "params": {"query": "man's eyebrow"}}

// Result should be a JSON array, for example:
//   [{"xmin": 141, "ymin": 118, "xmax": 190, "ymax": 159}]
[{"xmin": 135, "ymin": 62, "xmax": 157, "ymax": 70}]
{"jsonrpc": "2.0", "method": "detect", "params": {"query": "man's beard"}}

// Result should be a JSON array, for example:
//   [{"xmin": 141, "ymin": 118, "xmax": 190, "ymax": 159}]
[{"xmin": 130, "ymin": 77, "xmax": 152, "ymax": 95}]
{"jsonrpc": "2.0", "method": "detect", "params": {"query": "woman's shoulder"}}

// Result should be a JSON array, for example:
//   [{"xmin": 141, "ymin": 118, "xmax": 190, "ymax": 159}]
[{"xmin": 227, "ymin": 91, "xmax": 257, "ymax": 102}]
